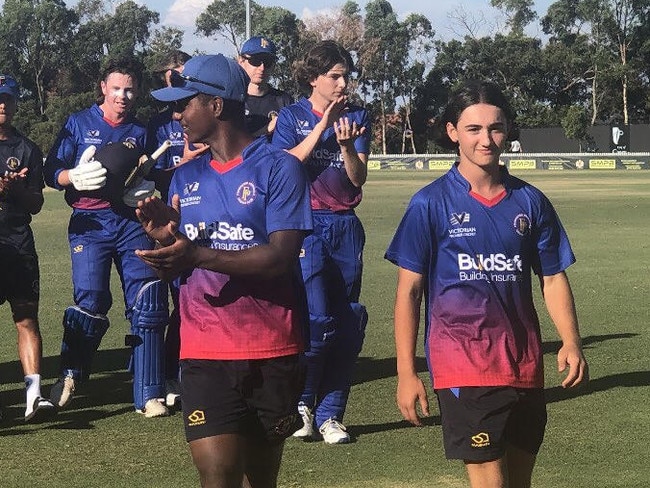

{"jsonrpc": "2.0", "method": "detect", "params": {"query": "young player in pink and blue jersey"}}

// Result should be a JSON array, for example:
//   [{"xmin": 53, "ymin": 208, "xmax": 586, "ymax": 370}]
[
  {"xmin": 272, "ymin": 40, "xmax": 371, "ymax": 444},
  {"xmin": 136, "ymin": 54, "xmax": 312, "ymax": 487},
  {"xmin": 386, "ymin": 80, "xmax": 589, "ymax": 488}
]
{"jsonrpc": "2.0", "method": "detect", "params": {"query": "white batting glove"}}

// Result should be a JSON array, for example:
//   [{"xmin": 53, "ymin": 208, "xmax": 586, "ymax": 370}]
[
  {"xmin": 123, "ymin": 178, "xmax": 156, "ymax": 207},
  {"xmin": 68, "ymin": 146, "xmax": 107, "ymax": 191}
]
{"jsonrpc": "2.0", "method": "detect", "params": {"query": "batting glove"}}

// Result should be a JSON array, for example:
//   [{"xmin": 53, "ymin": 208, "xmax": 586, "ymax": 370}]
[
  {"xmin": 68, "ymin": 145, "xmax": 107, "ymax": 191},
  {"xmin": 123, "ymin": 178, "xmax": 156, "ymax": 207}
]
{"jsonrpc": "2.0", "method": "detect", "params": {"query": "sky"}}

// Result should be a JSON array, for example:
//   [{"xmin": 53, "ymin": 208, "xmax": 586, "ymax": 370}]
[{"xmin": 136, "ymin": 0, "xmax": 556, "ymax": 54}]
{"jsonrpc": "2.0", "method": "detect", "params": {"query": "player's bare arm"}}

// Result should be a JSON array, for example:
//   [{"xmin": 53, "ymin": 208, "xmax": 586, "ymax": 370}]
[
  {"xmin": 540, "ymin": 271, "xmax": 589, "ymax": 388},
  {"xmin": 394, "ymin": 266, "xmax": 429, "ymax": 426},
  {"xmin": 137, "ymin": 206, "xmax": 307, "ymax": 282}
]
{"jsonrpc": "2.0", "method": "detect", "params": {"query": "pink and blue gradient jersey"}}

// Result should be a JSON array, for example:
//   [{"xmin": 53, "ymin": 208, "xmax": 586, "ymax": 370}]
[
  {"xmin": 169, "ymin": 138, "xmax": 313, "ymax": 361},
  {"xmin": 385, "ymin": 164, "xmax": 576, "ymax": 389},
  {"xmin": 271, "ymin": 97, "xmax": 371, "ymax": 211},
  {"xmin": 44, "ymin": 104, "xmax": 147, "ymax": 209}
]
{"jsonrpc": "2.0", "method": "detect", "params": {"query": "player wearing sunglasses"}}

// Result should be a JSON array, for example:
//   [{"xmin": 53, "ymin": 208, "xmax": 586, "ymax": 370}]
[{"xmin": 238, "ymin": 36, "xmax": 293, "ymax": 139}]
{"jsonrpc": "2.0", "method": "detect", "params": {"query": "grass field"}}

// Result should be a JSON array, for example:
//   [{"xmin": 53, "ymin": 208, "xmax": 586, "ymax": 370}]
[{"xmin": 1, "ymin": 170, "xmax": 649, "ymax": 487}]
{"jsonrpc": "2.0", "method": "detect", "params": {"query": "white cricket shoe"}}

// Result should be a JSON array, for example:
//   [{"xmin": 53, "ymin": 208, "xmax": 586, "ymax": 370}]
[
  {"xmin": 292, "ymin": 403, "xmax": 314, "ymax": 439},
  {"xmin": 319, "ymin": 418, "xmax": 350, "ymax": 444},
  {"xmin": 136, "ymin": 398, "xmax": 169, "ymax": 418}
]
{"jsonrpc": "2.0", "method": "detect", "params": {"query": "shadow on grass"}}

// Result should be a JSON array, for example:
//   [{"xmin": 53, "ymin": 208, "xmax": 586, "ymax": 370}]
[
  {"xmin": 541, "ymin": 332, "xmax": 638, "ymax": 354},
  {"xmin": 0, "ymin": 346, "xmax": 132, "ymax": 383},
  {"xmin": 347, "ymin": 414, "xmax": 442, "ymax": 442},
  {"xmin": 545, "ymin": 370, "xmax": 650, "ymax": 403},
  {"xmin": 0, "ymin": 347, "xmax": 139, "ymax": 431}
]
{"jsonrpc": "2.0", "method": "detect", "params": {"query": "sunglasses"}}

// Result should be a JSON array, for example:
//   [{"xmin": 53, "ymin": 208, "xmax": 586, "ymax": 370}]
[
  {"xmin": 243, "ymin": 55, "xmax": 276, "ymax": 68},
  {"xmin": 169, "ymin": 69, "xmax": 225, "ymax": 91}
]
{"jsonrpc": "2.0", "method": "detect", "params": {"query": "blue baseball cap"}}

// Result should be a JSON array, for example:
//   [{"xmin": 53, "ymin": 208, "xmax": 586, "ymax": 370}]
[
  {"xmin": 151, "ymin": 54, "xmax": 249, "ymax": 103},
  {"xmin": 241, "ymin": 36, "xmax": 277, "ymax": 57},
  {"xmin": 0, "ymin": 75, "xmax": 19, "ymax": 98}
]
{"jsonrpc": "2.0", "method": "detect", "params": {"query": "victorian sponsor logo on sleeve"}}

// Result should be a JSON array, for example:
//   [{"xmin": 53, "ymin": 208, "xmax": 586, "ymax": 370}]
[
  {"xmin": 180, "ymin": 182, "xmax": 201, "ymax": 206},
  {"xmin": 448, "ymin": 212, "xmax": 477, "ymax": 238},
  {"xmin": 84, "ymin": 129, "xmax": 102, "ymax": 145}
]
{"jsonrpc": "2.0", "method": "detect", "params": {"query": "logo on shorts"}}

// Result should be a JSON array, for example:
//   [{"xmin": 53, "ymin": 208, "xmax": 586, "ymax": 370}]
[
  {"xmin": 236, "ymin": 182, "xmax": 256, "ymax": 204},
  {"xmin": 73, "ymin": 245, "xmax": 84, "ymax": 253},
  {"xmin": 471, "ymin": 432, "xmax": 491, "ymax": 448},
  {"xmin": 513, "ymin": 213, "xmax": 531, "ymax": 236},
  {"xmin": 6, "ymin": 156, "xmax": 20, "ymax": 170},
  {"xmin": 188, "ymin": 410, "xmax": 206, "ymax": 427}
]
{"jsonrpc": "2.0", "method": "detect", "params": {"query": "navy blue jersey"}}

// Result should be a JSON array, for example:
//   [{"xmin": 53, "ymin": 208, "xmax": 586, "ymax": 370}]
[
  {"xmin": 44, "ymin": 104, "xmax": 147, "ymax": 209},
  {"xmin": 169, "ymin": 138, "xmax": 312, "ymax": 360},
  {"xmin": 0, "ymin": 130, "xmax": 43, "ymax": 242},
  {"xmin": 272, "ymin": 97, "xmax": 371, "ymax": 211},
  {"xmin": 245, "ymin": 86, "xmax": 293, "ymax": 138}
]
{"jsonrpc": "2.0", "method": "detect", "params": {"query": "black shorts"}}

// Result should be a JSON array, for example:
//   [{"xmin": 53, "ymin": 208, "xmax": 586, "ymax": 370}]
[
  {"xmin": 180, "ymin": 355, "xmax": 304, "ymax": 444},
  {"xmin": 436, "ymin": 386, "xmax": 547, "ymax": 461},
  {"xmin": 0, "ymin": 242, "xmax": 39, "ymax": 306}
]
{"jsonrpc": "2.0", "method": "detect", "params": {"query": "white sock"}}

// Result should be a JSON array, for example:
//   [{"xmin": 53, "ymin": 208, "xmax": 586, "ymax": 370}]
[{"xmin": 25, "ymin": 374, "xmax": 42, "ymax": 409}]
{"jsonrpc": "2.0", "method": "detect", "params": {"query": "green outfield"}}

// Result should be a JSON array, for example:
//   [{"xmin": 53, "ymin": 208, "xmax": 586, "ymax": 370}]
[{"xmin": 0, "ymin": 171, "xmax": 648, "ymax": 487}]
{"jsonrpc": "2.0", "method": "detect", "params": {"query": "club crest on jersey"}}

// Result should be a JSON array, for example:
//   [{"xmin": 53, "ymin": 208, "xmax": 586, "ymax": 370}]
[
  {"xmin": 170, "ymin": 131, "xmax": 184, "ymax": 141},
  {"xmin": 513, "ymin": 213, "xmax": 531, "ymax": 236},
  {"xmin": 237, "ymin": 182, "xmax": 256, "ymax": 204},
  {"xmin": 5, "ymin": 156, "xmax": 21, "ymax": 170},
  {"xmin": 450, "ymin": 212, "xmax": 470, "ymax": 226}
]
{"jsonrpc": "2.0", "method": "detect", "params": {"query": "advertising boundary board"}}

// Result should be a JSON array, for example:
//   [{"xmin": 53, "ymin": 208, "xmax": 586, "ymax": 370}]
[{"xmin": 366, "ymin": 153, "xmax": 650, "ymax": 171}]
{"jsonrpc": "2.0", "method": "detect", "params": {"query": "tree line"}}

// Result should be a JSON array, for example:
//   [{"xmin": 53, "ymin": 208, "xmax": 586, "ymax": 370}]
[{"xmin": 2, "ymin": 0, "xmax": 650, "ymax": 155}]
